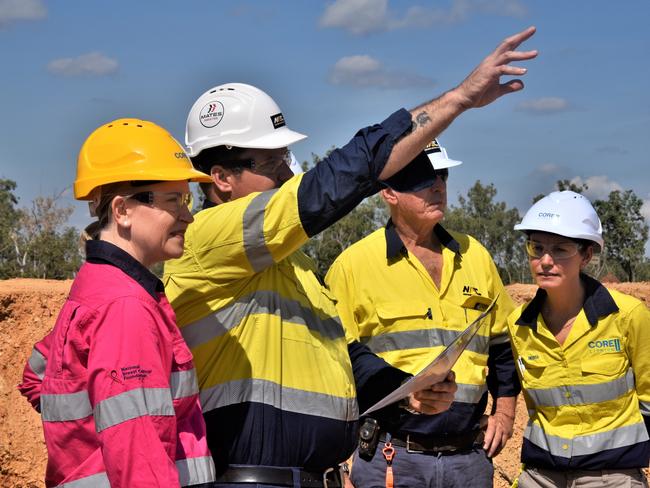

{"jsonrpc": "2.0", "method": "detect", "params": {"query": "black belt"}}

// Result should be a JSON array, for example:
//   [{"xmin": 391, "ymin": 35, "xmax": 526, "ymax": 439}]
[
  {"xmin": 215, "ymin": 465, "xmax": 342, "ymax": 487},
  {"xmin": 380, "ymin": 429, "xmax": 484, "ymax": 454}
]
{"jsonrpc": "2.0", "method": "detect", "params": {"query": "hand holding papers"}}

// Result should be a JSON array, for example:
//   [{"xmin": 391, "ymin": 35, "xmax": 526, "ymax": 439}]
[{"xmin": 361, "ymin": 294, "xmax": 500, "ymax": 416}]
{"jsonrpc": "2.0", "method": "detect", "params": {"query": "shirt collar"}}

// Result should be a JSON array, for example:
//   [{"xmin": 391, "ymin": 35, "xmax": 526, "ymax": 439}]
[
  {"xmin": 515, "ymin": 273, "xmax": 619, "ymax": 332},
  {"xmin": 384, "ymin": 219, "xmax": 461, "ymax": 259},
  {"xmin": 85, "ymin": 240, "xmax": 164, "ymax": 301}
]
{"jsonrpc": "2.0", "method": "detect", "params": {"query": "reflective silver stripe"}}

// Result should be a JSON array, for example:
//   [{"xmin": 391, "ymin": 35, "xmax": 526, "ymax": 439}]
[
  {"xmin": 489, "ymin": 333, "xmax": 511, "ymax": 346},
  {"xmin": 41, "ymin": 390, "xmax": 92, "ymax": 422},
  {"xmin": 525, "ymin": 420, "xmax": 649, "ymax": 458},
  {"xmin": 243, "ymin": 189, "xmax": 278, "ymax": 272},
  {"xmin": 55, "ymin": 472, "xmax": 110, "ymax": 488},
  {"xmin": 640, "ymin": 400, "xmax": 650, "ymax": 416},
  {"xmin": 362, "ymin": 328, "xmax": 489, "ymax": 355},
  {"xmin": 526, "ymin": 368, "xmax": 635, "ymax": 407},
  {"xmin": 177, "ymin": 456, "xmax": 217, "ymax": 486},
  {"xmin": 28, "ymin": 347, "xmax": 47, "ymax": 380},
  {"xmin": 181, "ymin": 290, "xmax": 345, "ymax": 349},
  {"xmin": 200, "ymin": 378, "xmax": 359, "ymax": 422},
  {"xmin": 454, "ymin": 383, "xmax": 488, "ymax": 404},
  {"xmin": 171, "ymin": 369, "xmax": 199, "ymax": 400},
  {"xmin": 94, "ymin": 387, "xmax": 175, "ymax": 432}
]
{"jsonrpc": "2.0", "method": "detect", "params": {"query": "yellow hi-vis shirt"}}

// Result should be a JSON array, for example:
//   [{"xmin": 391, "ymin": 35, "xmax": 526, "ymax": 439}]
[
  {"xmin": 507, "ymin": 274, "xmax": 650, "ymax": 470},
  {"xmin": 163, "ymin": 175, "xmax": 357, "ymax": 469},
  {"xmin": 325, "ymin": 222, "xmax": 516, "ymax": 435}
]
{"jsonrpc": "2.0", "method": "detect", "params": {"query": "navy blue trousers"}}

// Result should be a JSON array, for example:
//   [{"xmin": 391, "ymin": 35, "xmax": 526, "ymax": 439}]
[{"xmin": 350, "ymin": 444, "xmax": 493, "ymax": 488}]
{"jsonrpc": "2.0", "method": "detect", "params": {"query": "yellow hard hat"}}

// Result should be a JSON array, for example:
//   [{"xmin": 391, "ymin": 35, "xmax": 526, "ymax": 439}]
[{"xmin": 74, "ymin": 118, "xmax": 212, "ymax": 200}]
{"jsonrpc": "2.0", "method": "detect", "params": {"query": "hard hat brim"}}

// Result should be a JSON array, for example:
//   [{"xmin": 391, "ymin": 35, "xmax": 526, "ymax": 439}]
[{"xmin": 74, "ymin": 167, "xmax": 212, "ymax": 200}]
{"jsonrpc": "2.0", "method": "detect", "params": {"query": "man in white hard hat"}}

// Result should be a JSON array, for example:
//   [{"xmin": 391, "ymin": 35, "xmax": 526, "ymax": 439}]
[
  {"xmin": 164, "ymin": 27, "xmax": 536, "ymax": 487},
  {"xmin": 325, "ymin": 140, "xmax": 518, "ymax": 488}
]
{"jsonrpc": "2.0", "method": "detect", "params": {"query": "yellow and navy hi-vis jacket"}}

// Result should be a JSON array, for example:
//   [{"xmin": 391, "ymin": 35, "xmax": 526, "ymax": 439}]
[
  {"xmin": 325, "ymin": 221, "xmax": 519, "ymax": 435},
  {"xmin": 163, "ymin": 109, "xmax": 413, "ymax": 472},
  {"xmin": 507, "ymin": 274, "xmax": 650, "ymax": 470}
]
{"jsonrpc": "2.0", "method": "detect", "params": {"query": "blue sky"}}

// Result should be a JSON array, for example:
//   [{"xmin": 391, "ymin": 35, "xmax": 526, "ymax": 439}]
[{"xmin": 1, "ymin": 0, "xmax": 649, "ymax": 253}]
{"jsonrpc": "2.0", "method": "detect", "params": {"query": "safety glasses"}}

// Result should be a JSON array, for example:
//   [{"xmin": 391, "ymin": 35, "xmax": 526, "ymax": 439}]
[
  {"xmin": 525, "ymin": 239, "xmax": 582, "ymax": 260},
  {"xmin": 433, "ymin": 168, "xmax": 449, "ymax": 182},
  {"xmin": 127, "ymin": 191, "xmax": 193, "ymax": 215},
  {"xmin": 221, "ymin": 150, "xmax": 292, "ymax": 177}
]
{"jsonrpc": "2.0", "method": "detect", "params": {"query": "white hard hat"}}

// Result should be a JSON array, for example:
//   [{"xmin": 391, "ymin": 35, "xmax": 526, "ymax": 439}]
[
  {"xmin": 424, "ymin": 139, "xmax": 462, "ymax": 169},
  {"xmin": 514, "ymin": 191, "xmax": 604, "ymax": 249},
  {"xmin": 185, "ymin": 83, "xmax": 307, "ymax": 156}
]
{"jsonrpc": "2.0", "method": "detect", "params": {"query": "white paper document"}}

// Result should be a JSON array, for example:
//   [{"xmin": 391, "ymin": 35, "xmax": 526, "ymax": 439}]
[{"xmin": 360, "ymin": 293, "xmax": 499, "ymax": 416}]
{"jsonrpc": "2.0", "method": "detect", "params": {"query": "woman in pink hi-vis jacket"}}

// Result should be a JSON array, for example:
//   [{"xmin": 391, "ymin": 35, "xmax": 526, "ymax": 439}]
[{"xmin": 18, "ymin": 119, "xmax": 216, "ymax": 488}]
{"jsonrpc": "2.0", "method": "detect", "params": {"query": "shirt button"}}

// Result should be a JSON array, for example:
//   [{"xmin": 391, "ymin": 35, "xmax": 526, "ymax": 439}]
[
  {"xmin": 562, "ymin": 444, "xmax": 569, "ymax": 450},
  {"xmin": 565, "ymin": 391, "xmax": 571, "ymax": 398}
]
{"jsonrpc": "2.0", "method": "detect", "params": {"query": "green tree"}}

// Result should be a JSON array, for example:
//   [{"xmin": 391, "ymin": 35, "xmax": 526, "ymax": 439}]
[
  {"xmin": 11, "ymin": 191, "xmax": 82, "ymax": 279},
  {"xmin": 444, "ymin": 181, "xmax": 529, "ymax": 284},
  {"xmin": 303, "ymin": 195, "xmax": 388, "ymax": 278},
  {"xmin": 0, "ymin": 179, "xmax": 21, "ymax": 278},
  {"xmin": 593, "ymin": 189, "xmax": 648, "ymax": 282}
]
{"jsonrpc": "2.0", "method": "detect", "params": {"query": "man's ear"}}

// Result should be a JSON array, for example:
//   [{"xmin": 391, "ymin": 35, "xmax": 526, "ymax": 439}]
[
  {"xmin": 211, "ymin": 165, "xmax": 234, "ymax": 193},
  {"xmin": 380, "ymin": 187, "xmax": 398, "ymax": 205}
]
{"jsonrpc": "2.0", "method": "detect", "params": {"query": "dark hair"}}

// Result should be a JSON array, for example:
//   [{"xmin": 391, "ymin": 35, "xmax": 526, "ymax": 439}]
[{"xmin": 190, "ymin": 145, "xmax": 248, "ymax": 174}]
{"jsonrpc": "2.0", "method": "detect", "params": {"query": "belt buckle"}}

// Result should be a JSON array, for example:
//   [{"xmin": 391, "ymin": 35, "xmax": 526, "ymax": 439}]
[{"xmin": 406, "ymin": 434, "xmax": 424, "ymax": 454}]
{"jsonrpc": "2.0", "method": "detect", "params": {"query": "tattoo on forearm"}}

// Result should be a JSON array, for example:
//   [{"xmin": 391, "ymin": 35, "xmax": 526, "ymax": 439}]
[{"xmin": 413, "ymin": 111, "xmax": 431, "ymax": 130}]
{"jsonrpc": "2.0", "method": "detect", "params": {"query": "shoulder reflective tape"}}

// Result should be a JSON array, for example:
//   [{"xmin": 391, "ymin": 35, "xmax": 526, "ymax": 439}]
[
  {"xmin": 200, "ymin": 377, "xmax": 358, "ymax": 422},
  {"xmin": 361, "ymin": 328, "xmax": 489, "ymax": 355},
  {"xmin": 94, "ymin": 387, "xmax": 175, "ymax": 432},
  {"xmin": 181, "ymin": 290, "xmax": 345, "ymax": 349},
  {"xmin": 28, "ymin": 347, "xmax": 47, "ymax": 380},
  {"xmin": 640, "ymin": 400, "xmax": 650, "ymax": 416},
  {"xmin": 454, "ymin": 383, "xmax": 488, "ymax": 404},
  {"xmin": 176, "ymin": 456, "xmax": 216, "ymax": 486},
  {"xmin": 170, "ymin": 369, "xmax": 199, "ymax": 399},
  {"xmin": 41, "ymin": 390, "xmax": 92, "ymax": 422},
  {"xmin": 55, "ymin": 472, "xmax": 110, "ymax": 488},
  {"xmin": 243, "ymin": 189, "xmax": 279, "ymax": 272},
  {"xmin": 525, "ymin": 420, "xmax": 649, "ymax": 458},
  {"xmin": 526, "ymin": 368, "xmax": 635, "ymax": 407}
]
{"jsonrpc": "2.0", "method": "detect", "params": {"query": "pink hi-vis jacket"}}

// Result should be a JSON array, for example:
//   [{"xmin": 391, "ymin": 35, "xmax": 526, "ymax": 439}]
[{"xmin": 18, "ymin": 241, "xmax": 216, "ymax": 487}]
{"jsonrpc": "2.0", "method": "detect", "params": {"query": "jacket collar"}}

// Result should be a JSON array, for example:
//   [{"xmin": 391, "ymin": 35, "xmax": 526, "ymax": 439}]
[
  {"xmin": 515, "ymin": 273, "xmax": 619, "ymax": 332},
  {"xmin": 85, "ymin": 240, "xmax": 164, "ymax": 301},
  {"xmin": 384, "ymin": 219, "xmax": 460, "ymax": 259}
]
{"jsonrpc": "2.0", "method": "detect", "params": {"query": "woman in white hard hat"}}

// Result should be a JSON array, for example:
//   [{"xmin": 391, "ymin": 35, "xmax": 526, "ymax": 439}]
[
  {"xmin": 18, "ymin": 119, "xmax": 217, "ymax": 488},
  {"xmin": 507, "ymin": 191, "xmax": 650, "ymax": 488}
]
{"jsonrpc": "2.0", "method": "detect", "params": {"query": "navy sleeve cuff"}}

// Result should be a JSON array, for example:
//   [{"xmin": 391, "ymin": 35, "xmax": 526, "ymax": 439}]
[
  {"xmin": 348, "ymin": 341, "xmax": 411, "ymax": 419},
  {"xmin": 487, "ymin": 342, "xmax": 521, "ymax": 398},
  {"xmin": 298, "ymin": 108, "xmax": 412, "ymax": 237}
]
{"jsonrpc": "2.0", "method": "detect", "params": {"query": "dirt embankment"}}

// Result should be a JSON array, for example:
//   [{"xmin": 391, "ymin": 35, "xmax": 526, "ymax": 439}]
[{"xmin": 1, "ymin": 279, "xmax": 649, "ymax": 487}]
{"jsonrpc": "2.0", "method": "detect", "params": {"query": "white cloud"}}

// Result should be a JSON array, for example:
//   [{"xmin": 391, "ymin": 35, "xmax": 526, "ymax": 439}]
[
  {"xmin": 0, "ymin": 0, "xmax": 45, "ymax": 26},
  {"xmin": 535, "ymin": 163, "xmax": 562, "ymax": 175},
  {"xmin": 516, "ymin": 97, "xmax": 570, "ymax": 114},
  {"xmin": 328, "ymin": 55, "xmax": 435, "ymax": 89},
  {"xmin": 319, "ymin": 0, "xmax": 526, "ymax": 35},
  {"xmin": 570, "ymin": 175, "xmax": 623, "ymax": 200},
  {"xmin": 47, "ymin": 52, "xmax": 119, "ymax": 77}
]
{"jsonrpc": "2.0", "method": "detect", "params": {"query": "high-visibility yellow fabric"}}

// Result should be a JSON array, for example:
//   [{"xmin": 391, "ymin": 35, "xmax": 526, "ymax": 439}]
[
  {"xmin": 507, "ymin": 278, "xmax": 650, "ymax": 468},
  {"xmin": 163, "ymin": 174, "xmax": 356, "ymax": 416},
  {"xmin": 325, "ymin": 224, "xmax": 514, "ymax": 399}
]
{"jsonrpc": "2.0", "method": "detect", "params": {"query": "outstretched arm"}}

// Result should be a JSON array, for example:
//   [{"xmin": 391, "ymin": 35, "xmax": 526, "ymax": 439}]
[{"xmin": 380, "ymin": 26, "xmax": 537, "ymax": 180}]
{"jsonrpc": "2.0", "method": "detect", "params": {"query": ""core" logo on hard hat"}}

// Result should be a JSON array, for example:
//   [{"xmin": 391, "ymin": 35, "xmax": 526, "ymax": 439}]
[{"xmin": 199, "ymin": 101, "xmax": 224, "ymax": 128}]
